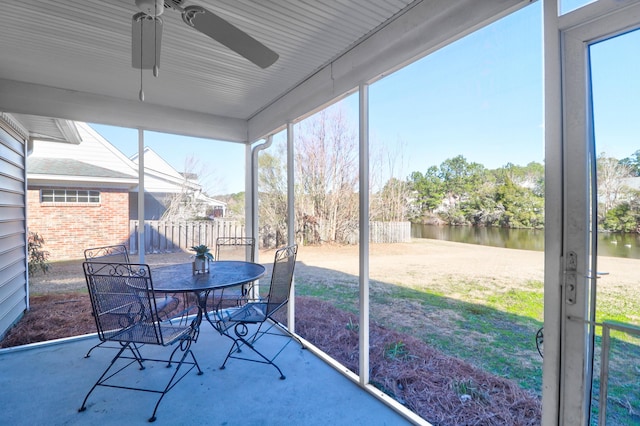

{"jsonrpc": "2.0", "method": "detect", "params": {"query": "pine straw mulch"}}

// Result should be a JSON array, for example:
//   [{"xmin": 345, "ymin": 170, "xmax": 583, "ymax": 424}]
[{"xmin": 1, "ymin": 294, "xmax": 541, "ymax": 425}]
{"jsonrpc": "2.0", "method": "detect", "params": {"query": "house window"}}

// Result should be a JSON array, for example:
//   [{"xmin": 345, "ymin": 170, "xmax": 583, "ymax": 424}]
[{"xmin": 41, "ymin": 189, "xmax": 100, "ymax": 203}]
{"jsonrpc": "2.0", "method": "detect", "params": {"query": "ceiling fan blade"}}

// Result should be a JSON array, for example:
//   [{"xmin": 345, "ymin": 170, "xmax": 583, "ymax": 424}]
[
  {"xmin": 132, "ymin": 12, "xmax": 163, "ymax": 69},
  {"xmin": 182, "ymin": 5, "xmax": 278, "ymax": 69}
]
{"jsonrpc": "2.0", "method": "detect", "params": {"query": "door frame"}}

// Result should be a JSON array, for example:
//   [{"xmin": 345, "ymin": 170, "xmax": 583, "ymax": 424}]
[{"xmin": 543, "ymin": 1, "xmax": 640, "ymax": 424}]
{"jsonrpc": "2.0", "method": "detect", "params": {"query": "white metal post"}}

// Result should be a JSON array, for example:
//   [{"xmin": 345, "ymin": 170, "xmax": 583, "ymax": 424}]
[
  {"xmin": 287, "ymin": 122, "xmax": 296, "ymax": 332},
  {"xmin": 245, "ymin": 143, "xmax": 254, "ymax": 258},
  {"xmin": 137, "ymin": 128, "xmax": 145, "ymax": 263},
  {"xmin": 359, "ymin": 84, "xmax": 370, "ymax": 385}
]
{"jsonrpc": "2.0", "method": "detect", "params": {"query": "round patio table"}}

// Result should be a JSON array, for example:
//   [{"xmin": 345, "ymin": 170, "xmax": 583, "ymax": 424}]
[{"xmin": 152, "ymin": 260, "xmax": 266, "ymax": 331}]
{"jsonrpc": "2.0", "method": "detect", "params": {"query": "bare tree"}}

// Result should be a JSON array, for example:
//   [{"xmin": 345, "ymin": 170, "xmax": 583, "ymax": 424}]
[
  {"xmin": 370, "ymin": 138, "xmax": 410, "ymax": 222},
  {"xmin": 258, "ymin": 147, "xmax": 289, "ymax": 247},
  {"xmin": 295, "ymin": 106, "xmax": 359, "ymax": 244},
  {"xmin": 258, "ymin": 104, "xmax": 410, "ymax": 246},
  {"xmin": 598, "ymin": 152, "xmax": 633, "ymax": 217}
]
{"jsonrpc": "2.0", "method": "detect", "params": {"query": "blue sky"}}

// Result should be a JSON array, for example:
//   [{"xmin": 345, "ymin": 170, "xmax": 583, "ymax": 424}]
[
  {"xmin": 366, "ymin": 3, "xmax": 543, "ymax": 176},
  {"xmin": 91, "ymin": 1, "xmax": 638, "ymax": 194},
  {"xmin": 590, "ymin": 29, "xmax": 640, "ymax": 160}
]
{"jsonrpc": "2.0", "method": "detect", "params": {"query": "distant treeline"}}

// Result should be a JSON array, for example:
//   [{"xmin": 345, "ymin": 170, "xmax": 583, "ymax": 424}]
[{"xmin": 409, "ymin": 151, "xmax": 640, "ymax": 233}]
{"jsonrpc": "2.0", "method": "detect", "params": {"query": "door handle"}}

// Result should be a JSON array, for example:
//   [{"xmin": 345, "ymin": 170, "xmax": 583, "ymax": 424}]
[{"xmin": 565, "ymin": 251, "xmax": 577, "ymax": 304}]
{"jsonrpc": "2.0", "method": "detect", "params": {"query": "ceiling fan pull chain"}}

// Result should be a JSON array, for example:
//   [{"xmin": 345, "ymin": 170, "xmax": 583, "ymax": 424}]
[{"xmin": 139, "ymin": 79, "xmax": 145, "ymax": 102}]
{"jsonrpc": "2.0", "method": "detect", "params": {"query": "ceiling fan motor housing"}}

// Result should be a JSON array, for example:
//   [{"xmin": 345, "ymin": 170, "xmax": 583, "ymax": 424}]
[
  {"xmin": 135, "ymin": 0, "xmax": 164, "ymax": 16},
  {"xmin": 131, "ymin": 0, "xmax": 278, "ymax": 70}
]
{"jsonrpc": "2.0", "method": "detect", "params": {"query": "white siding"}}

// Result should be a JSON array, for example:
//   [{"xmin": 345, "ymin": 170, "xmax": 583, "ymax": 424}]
[
  {"xmin": 29, "ymin": 122, "xmax": 137, "ymax": 178},
  {"xmin": 0, "ymin": 121, "xmax": 27, "ymax": 339}
]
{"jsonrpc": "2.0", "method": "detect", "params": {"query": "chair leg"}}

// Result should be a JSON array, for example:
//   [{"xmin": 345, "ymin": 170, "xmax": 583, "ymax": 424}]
[
  {"xmin": 149, "ymin": 339, "xmax": 203, "ymax": 422},
  {"xmin": 79, "ymin": 339, "xmax": 203, "ymax": 423},
  {"xmin": 79, "ymin": 343, "xmax": 132, "ymax": 413},
  {"xmin": 269, "ymin": 319, "xmax": 306, "ymax": 350},
  {"xmin": 84, "ymin": 341, "xmax": 103, "ymax": 358},
  {"xmin": 219, "ymin": 325, "xmax": 286, "ymax": 380},
  {"xmin": 85, "ymin": 340, "xmax": 147, "ymax": 366},
  {"xmin": 127, "ymin": 343, "xmax": 146, "ymax": 370}
]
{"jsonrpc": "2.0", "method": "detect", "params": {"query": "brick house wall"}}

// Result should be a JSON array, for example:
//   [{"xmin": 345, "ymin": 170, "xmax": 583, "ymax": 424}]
[{"xmin": 27, "ymin": 187, "xmax": 130, "ymax": 261}]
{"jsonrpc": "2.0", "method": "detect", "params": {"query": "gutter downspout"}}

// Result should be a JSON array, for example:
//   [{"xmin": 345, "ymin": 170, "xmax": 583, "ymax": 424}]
[
  {"xmin": 250, "ymin": 135, "xmax": 273, "ymax": 297},
  {"xmin": 251, "ymin": 135, "xmax": 273, "ymax": 243}
]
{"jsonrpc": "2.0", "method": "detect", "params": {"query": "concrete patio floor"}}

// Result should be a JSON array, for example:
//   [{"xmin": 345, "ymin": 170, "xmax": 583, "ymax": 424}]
[{"xmin": 0, "ymin": 322, "xmax": 417, "ymax": 425}]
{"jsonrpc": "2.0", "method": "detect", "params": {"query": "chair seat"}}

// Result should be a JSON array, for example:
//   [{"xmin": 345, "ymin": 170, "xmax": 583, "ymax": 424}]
[
  {"xmin": 222, "ymin": 303, "xmax": 267, "ymax": 324},
  {"xmin": 97, "ymin": 294, "xmax": 176, "ymax": 314},
  {"xmin": 107, "ymin": 322, "xmax": 193, "ymax": 345}
]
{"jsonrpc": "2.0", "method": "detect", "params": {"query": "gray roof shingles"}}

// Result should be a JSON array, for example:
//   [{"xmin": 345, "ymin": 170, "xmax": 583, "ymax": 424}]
[{"xmin": 28, "ymin": 158, "xmax": 135, "ymax": 179}]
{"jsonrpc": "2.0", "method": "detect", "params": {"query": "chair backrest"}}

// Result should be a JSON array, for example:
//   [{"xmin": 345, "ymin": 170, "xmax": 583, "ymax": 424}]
[
  {"xmin": 83, "ymin": 262, "xmax": 164, "ymax": 344},
  {"xmin": 84, "ymin": 244, "xmax": 130, "ymax": 263},
  {"xmin": 215, "ymin": 237, "xmax": 255, "ymax": 262},
  {"xmin": 264, "ymin": 244, "xmax": 298, "ymax": 316}
]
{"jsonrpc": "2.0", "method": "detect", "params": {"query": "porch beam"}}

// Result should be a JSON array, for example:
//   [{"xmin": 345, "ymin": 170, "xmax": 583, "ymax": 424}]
[{"xmin": 0, "ymin": 78, "xmax": 247, "ymax": 143}]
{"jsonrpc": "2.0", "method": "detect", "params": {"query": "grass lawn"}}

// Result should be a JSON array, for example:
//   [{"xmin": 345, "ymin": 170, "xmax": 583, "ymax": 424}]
[{"xmin": 293, "ymin": 240, "xmax": 640, "ymax": 424}]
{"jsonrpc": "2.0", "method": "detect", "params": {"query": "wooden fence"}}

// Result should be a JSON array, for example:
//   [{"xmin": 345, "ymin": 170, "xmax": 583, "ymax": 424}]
[
  {"xmin": 369, "ymin": 221, "xmax": 411, "ymax": 243},
  {"xmin": 129, "ymin": 220, "xmax": 410, "ymax": 254},
  {"xmin": 129, "ymin": 220, "xmax": 246, "ymax": 254}
]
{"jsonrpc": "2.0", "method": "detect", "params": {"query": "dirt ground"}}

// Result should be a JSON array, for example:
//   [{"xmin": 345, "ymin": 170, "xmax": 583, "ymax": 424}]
[
  {"xmin": 18, "ymin": 240, "xmax": 638, "ymax": 424},
  {"xmin": 26, "ymin": 238, "xmax": 639, "ymax": 297}
]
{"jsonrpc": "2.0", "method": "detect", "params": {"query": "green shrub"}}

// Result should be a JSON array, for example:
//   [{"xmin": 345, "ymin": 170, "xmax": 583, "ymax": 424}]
[
  {"xmin": 602, "ymin": 202, "xmax": 639, "ymax": 232},
  {"xmin": 28, "ymin": 231, "xmax": 50, "ymax": 275}
]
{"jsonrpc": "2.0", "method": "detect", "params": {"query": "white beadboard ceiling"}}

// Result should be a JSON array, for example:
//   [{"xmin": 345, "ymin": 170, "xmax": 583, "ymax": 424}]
[{"xmin": 0, "ymin": 0, "xmax": 530, "ymax": 144}]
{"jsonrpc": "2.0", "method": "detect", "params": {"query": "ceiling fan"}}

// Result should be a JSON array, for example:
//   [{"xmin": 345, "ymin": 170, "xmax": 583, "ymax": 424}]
[{"xmin": 131, "ymin": 0, "xmax": 279, "ymax": 72}]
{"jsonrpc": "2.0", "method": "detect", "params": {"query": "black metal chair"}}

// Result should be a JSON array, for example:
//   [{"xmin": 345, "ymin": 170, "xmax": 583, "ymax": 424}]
[
  {"xmin": 212, "ymin": 236, "xmax": 257, "ymax": 305},
  {"xmin": 217, "ymin": 244, "xmax": 300, "ymax": 379},
  {"xmin": 215, "ymin": 236, "xmax": 255, "ymax": 261},
  {"xmin": 84, "ymin": 244, "xmax": 130, "ymax": 263},
  {"xmin": 79, "ymin": 262, "xmax": 202, "ymax": 423},
  {"xmin": 82, "ymin": 245, "xmax": 179, "ymax": 357}
]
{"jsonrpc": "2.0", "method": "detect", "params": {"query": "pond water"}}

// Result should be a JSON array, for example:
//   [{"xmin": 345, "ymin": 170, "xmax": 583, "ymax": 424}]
[{"xmin": 411, "ymin": 224, "xmax": 640, "ymax": 259}]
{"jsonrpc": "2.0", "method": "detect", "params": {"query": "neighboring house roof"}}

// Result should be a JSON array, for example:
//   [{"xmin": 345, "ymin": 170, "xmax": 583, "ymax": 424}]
[
  {"xmin": 28, "ymin": 158, "xmax": 135, "ymax": 180},
  {"xmin": 198, "ymin": 193, "xmax": 227, "ymax": 209},
  {"xmin": 27, "ymin": 123, "xmax": 138, "ymax": 189},
  {"xmin": 26, "ymin": 121, "xmax": 226, "ymax": 210},
  {"xmin": 27, "ymin": 121, "xmax": 139, "ymax": 188}
]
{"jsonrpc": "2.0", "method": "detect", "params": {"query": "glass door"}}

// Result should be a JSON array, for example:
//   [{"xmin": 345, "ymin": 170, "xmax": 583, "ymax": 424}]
[
  {"xmin": 588, "ymin": 28, "xmax": 640, "ymax": 426},
  {"xmin": 559, "ymin": 4, "xmax": 640, "ymax": 425}
]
